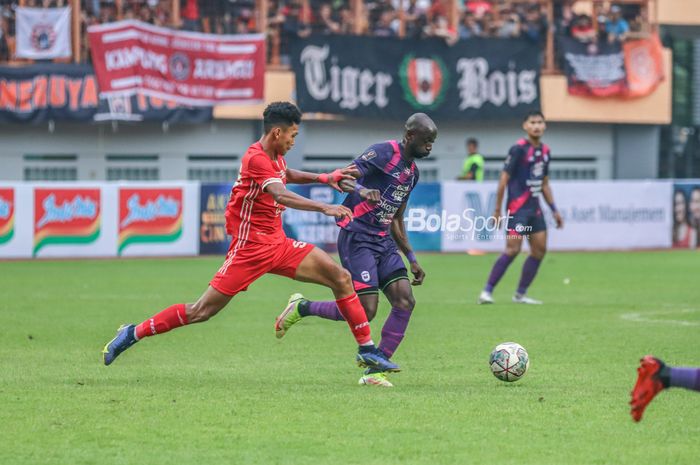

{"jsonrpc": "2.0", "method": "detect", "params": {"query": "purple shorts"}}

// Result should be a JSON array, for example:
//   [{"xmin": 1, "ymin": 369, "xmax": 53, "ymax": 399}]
[{"xmin": 337, "ymin": 229, "xmax": 408, "ymax": 294}]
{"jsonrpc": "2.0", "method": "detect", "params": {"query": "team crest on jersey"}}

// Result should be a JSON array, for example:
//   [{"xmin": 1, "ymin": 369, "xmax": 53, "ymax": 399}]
[{"xmin": 399, "ymin": 55, "xmax": 449, "ymax": 111}]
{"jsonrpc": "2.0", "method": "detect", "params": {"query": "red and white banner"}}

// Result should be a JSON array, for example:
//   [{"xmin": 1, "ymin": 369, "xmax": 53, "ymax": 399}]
[
  {"xmin": 88, "ymin": 20, "xmax": 265, "ymax": 106},
  {"xmin": 16, "ymin": 7, "xmax": 71, "ymax": 59}
]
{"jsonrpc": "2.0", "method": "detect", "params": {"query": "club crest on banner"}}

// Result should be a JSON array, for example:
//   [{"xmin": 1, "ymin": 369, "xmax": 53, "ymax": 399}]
[
  {"xmin": 399, "ymin": 55, "xmax": 449, "ymax": 111},
  {"xmin": 31, "ymin": 24, "xmax": 56, "ymax": 51}
]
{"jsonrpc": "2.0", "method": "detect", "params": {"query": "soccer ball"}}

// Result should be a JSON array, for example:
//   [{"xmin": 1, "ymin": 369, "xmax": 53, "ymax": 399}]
[{"xmin": 489, "ymin": 342, "xmax": 530, "ymax": 382}]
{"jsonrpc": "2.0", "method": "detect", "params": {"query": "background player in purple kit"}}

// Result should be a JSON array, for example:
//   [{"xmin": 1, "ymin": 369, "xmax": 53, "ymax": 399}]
[
  {"xmin": 274, "ymin": 113, "xmax": 438, "ymax": 387},
  {"xmin": 478, "ymin": 110, "xmax": 563, "ymax": 305}
]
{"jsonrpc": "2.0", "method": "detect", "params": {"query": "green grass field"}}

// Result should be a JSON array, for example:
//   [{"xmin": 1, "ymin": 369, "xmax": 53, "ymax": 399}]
[{"xmin": 1, "ymin": 251, "xmax": 699, "ymax": 465}]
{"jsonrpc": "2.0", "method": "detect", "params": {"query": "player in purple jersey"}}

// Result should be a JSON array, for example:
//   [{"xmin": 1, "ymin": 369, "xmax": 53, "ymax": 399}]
[
  {"xmin": 478, "ymin": 110, "xmax": 564, "ymax": 305},
  {"xmin": 274, "ymin": 113, "xmax": 438, "ymax": 387},
  {"xmin": 630, "ymin": 355, "xmax": 700, "ymax": 422}
]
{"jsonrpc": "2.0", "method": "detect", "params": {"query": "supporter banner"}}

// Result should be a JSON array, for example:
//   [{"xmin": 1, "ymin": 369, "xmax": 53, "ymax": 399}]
[
  {"xmin": 118, "ymin": 186, "xmax": 198, "ymax": 256},
  {"xmin": 16, "ymin": 7, "xmax": 71, "ymax": 59},
  {"xmin": 560, "ymin": 35, "xmax": 664, "ymax": 98},
  {"xmin": 672, "ymin": 182, "xmax": 700, "ymax": 249},
  {"xmin": 434, "ymin": 181, "xmax": 672, "ymax": 252},
  {"xmin": 199, "ymin": 183, "xmax": 233, "ymax": 255},
  {"xmin": 623, "ymin": 35, "xmax": 665, "ymax": 98},
  {"xmin": 291, "ymin": 35, "xmax": 539, "ymax": 120},
  {"xmin": 560, "ymin": 37, "xmax": 626, "ymax": 97},
  {"xmin": 0, "ymin": 64, "xmax": 212, "ymax": 123},
  {"xmin": 88, "ymin": 20, "xmax": 265, "ymax": 106}
]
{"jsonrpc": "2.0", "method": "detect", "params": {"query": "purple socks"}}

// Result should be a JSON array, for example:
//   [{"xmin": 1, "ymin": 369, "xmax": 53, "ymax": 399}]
[
  {"xmin": 669, "ymin": 367, "xmax": 700, "ymax": 391},
  {"xmin": 517, "ymin": 256, "xmax": 542, "ymax": 295},
  {"xmin": 378, "ymin": 307, "xmax": 412, "ymax": 358},
  {"xmin": 485, "ymin": 253, "xmax": 515, "ymax": 292},
  {"xmin": 302, "ymin": 301, "xmax": 413, "ymax": 358},
  {"xmin": 305, "ymin": 301, "xmax": 345, "ymax": 321}
]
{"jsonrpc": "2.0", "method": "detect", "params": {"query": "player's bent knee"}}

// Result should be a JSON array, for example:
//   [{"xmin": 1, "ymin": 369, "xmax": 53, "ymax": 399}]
[{"xmin": 332, "ymin": 267, "xmax": 353, "ymax": 293}]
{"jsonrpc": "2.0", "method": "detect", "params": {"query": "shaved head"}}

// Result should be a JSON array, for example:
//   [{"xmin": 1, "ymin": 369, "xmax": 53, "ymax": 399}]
[
  {"xmin": 403, "ymin": 113, "xmax": 438, "ymax": 160},
  {"xmin": 405, "ymin": 113, "xmax": 437, "ymax": 134}
]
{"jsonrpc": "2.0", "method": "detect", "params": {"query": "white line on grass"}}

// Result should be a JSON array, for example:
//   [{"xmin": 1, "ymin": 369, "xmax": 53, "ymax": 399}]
[{"xmin": 620, "ymin": 308, "xmax": 700, "ymax": 327}]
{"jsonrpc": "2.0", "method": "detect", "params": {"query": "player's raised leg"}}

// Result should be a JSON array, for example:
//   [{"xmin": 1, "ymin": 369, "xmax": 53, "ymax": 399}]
[
  {"xmin": 275, "ymin": 292, "xmax": 380, "ymax": 339},
  {"xmin": 513, "ymin": 230, "xmax": 546, "ymax": 304},
  {"xmin": 292, "ymin": 247, "xmax": 399, "ymax": 372},
  {"xmin": 102, "ymin": 286, "xmax": 233, "ymax": 365},
  {"xmin": 631, "ymin": 356, "xmax": 700, "ymax": 422},
  {"xmin": 275, "ymin": 234, "xmax": 380, "ymax": 336},
  {"xmin": 479, "ymin": 234, "xmax": 522, "ymax": 304}
]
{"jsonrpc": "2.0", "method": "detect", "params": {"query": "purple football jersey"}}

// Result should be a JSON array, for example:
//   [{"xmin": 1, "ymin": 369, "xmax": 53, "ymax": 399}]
[
  {"xmin": 337, "ymin": 140, "xmax": 419, "ymax": 236},
  {"xmin": 503, "ymin": 138, "xmax": 551, "ymax": 213}
]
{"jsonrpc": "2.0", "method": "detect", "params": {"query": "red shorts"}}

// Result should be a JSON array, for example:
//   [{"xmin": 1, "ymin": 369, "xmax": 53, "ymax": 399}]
[{"xmin": 209, "ymin": 237, "xmax": 315, "ymax": 296}]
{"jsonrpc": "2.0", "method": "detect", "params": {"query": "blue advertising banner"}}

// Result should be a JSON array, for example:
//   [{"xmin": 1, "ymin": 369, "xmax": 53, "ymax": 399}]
[
  {"xmin": 283, "ymin": 185, "xmax": 345, "ymax": 253},
  {"xmin": 199, "ymin": 182, "xmax": 443, "ymax": 256},
  {"xmin": 404, "ymin": 182, "xmax": 441, "ymax": 251},
  {"xmin": 199, "ymin": 183, "xmax": 232, "ymax": 255}
]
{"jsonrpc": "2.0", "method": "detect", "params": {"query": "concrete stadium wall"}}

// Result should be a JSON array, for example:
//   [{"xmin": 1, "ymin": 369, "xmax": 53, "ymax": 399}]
[{"xmin": 0, "ymin": 119, "xmax": 659, "ymax": 181}]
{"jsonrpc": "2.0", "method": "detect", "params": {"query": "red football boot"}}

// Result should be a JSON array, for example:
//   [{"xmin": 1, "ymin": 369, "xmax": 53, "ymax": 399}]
[{"xmin": 630, "ymin": 355, "xmax": 666, "ymax": 422}]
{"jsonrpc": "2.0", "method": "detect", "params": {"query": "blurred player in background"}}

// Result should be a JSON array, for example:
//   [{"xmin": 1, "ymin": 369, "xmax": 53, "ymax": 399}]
[
  {"xmin": 274, "ymin": 113, "xmax": 437, "ymax": 387},
  {"xmin": 478, "ymin": 110, "xmax": 563, "ymax": 305},
  {"xmin": 630, "ymin": 355, "xmax": 700, "ymax": 422},
  {"xmin": 102, "ymin": 102, "xmax": 399, "ymax": 377}
]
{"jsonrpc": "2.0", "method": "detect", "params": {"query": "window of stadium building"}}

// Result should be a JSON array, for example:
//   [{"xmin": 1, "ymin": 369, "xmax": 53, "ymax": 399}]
[{"xmin": 22, "ymin": 154, "xmax": 78, "ymax": 181}]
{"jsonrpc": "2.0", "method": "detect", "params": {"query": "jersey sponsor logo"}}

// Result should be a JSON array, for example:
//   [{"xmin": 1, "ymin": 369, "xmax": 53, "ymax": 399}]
[
  {"xmin": 531, "ymin": 161, "xmax": 545, "ymax": 178},
  {"xmin": 361, "ymin": 270, "xmax": 371, "ymax": 282},
  {"xmin": 118, "ymin": 188, "xmax": 183, "ymax": 255},
  {"xmin": 292, "ymin": 240, "xmax": 307, "ymax": 248},
  {"xmin": 399, "ymin": 55, "xmax": 449, "ymax": 111},
  {"xmin": 33, "ymin": 188, "xmax": 101, "ymax": 256},
  {"xmin": 0, "ymin": 188, "xmax": 15, "ymax": 246}
]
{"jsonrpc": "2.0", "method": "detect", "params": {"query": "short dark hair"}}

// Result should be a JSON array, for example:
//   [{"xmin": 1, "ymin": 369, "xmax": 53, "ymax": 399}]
[
  {"xmin": 523, "ymin": 110, "xmax": 545, "ymax": 122},
  {"xmin": 263, "ymin": 102, "xmax": 302, "ymax": 133},
  {"xmin": 466, "ymin": 137, "xmax": 478, "ymax": 147}
]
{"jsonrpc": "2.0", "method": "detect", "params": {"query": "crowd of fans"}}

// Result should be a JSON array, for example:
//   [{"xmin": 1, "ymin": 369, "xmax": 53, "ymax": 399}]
[{"xmin": 0, "ymin": 0, "xmax": 650, "ymax": 65}]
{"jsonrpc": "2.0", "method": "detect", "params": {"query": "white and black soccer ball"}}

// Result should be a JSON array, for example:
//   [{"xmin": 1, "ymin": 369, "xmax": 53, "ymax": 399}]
[{"xmin": 489, "ymin": 342, "xmax": 529, "ymax": 382}]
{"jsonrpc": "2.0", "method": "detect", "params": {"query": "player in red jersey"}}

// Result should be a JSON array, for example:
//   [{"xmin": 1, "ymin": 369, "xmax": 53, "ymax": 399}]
[{"xmin": 102, "ymin": 102, "xmax": 399, "ymax": 374}]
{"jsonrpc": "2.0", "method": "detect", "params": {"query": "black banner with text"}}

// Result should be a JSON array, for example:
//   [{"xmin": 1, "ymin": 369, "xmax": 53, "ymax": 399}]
[
  {"xmin": 291, "ymin": 35, "xmax": 540, "ymax": 120},
  {"xmin": 0, "ymin": 64, "xmax": 212, "ymax": 123}
]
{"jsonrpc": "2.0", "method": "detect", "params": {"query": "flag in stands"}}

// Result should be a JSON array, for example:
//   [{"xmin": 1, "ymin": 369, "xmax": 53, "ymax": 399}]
[{"xmin": 15, "ymin": 7, "xmax": 71, "ymax": 60}]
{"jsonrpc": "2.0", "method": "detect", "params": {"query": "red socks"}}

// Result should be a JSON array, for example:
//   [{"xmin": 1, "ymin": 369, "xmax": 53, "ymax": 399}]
[
  {"xmin": 135, "ymin": 304, "xmax": 188, "ymax": 339},
  {"xmin": 335, "ymin": 293, "xmax": 372, "ymax": 345}
]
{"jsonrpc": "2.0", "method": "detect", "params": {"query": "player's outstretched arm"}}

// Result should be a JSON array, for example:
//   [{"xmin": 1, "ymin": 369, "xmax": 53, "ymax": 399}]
[
  {"xmin": 265, "ymin": 182, "xmax": 353, "ymax": 220},
  {"xmin": 286, "ymin": 167, "xmax": 355, "ymax": 191},
  {"xmin": 391, "ymin": 202, "xmax": 425, "ymax": 285},
  {"xmin": 541, "ymin": 176, "xmax": 564, "ymax": 228}
]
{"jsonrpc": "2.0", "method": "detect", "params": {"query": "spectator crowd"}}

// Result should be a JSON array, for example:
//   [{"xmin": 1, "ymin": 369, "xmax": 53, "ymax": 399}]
[{"xmin": 0, "ymin": 0, "xmax": 650, "ymax": 66}]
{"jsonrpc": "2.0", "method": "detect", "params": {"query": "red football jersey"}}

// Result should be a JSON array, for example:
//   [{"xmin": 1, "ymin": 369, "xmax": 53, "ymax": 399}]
[{"xmin": 225, "ymin": 142, "xmax": 287, "ymax": 245}]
